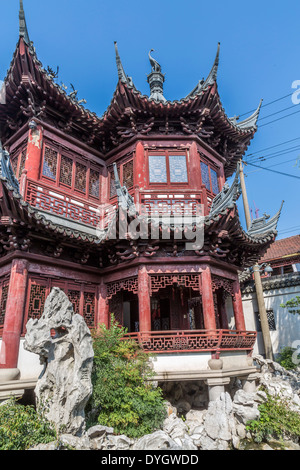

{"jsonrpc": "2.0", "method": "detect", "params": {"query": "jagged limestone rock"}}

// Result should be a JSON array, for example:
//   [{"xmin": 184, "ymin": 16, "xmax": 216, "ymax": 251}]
[{"xmin": 24, "ymin": 287, "xmax": 94, "ymax": 436}]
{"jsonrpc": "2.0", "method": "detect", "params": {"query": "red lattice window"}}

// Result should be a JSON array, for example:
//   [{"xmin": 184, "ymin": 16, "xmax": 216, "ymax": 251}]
[
  {"xmin": 110, "ymin": 170, "xmax": 116, "ymax": 198},
  {"xmin": 83, "ymin": 292, "xmax": 95, "ymax": 327},
  {"xmin": 60, "ymin": 155, "xmax": 73, "ymax": 186},
  {"xmin": 123, "ymin": 160, "xmax": 134, "ymax": 189},
  {"xmin": 68, "ymin": 290, "xmax": 81, "ymax": 315},
  {"xmin": 27, "ymin": 283, "xmax": 47, "ymax": 321},
  {"xmin": 42, "ymin": 147, "xmax": 58, "ymax": 180},
  {"xmin": 89, "ymin": 169, "xmax": 100, "ymax": 198},
  {"xmin": 75, "ymin": 162, "xmax": 87, "ymax": 193}
]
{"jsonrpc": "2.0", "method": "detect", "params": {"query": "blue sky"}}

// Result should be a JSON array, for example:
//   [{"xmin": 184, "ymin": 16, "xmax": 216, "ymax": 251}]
[{"xmin": 0, "ymin": 0, "xmax": 299, "ymax": 239}]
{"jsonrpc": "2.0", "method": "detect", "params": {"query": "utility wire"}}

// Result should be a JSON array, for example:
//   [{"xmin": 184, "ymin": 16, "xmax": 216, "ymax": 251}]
[
  {"xmin": 258, "ymin": 108, "xmax": 300, "ymax": 128},
  {"xmin": 246, "ymin": 136, "xmax": 300, "ymax": 158},
  {"xmin": 257, "ymin": 104, "xmax": 296, "ymax": 122},
  {"xmin": 239, "ymin": 91, "xmax": 295, "ymax": 118},
  {"xmin": 247, "ymin": 158, "xmax": 298, "ymax": 173},
  {"xmin": 248, "ymin": 146, "xmax": 300, "ymax": 165},
  {"xmin": 244, "ymin": 161, "xmax": 300, "ymax": 179}
]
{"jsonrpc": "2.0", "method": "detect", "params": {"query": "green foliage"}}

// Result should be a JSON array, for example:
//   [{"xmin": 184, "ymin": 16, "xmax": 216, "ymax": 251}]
[
  {"xmin": 246, "ymin": 393, "xmax": 300, "ymax": 444},
  {"xmin": 0, "ymin": 398, "xmax": 56, "ymax": 450},
  {"xmin": 88, "ymin": 317, "xmax": 167, "ymax": 438},
  {"xmin": 276, "ymin": 346, "xmax": 298, "ymax": 370},
  {"xmin": 280, "ymin": 296, "xmax": 300, "ymax": 315}
]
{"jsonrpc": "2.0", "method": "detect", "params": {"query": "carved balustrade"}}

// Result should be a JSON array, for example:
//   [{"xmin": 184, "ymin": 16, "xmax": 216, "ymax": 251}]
[{"xmin": 124, "ymin": 329, "xmax": 257, "ymax": 354}]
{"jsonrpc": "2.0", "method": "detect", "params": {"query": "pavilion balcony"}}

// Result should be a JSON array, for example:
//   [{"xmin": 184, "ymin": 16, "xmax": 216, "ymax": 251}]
[{"xmin": 124, "ymin": 329, "xmax": 257, "ymax": 355}]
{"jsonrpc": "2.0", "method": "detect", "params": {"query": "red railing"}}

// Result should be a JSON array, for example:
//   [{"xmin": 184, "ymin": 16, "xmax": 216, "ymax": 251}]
[
  {"xmin": 140, "ymin": 191, "xmax": 202, "ymax": 218},
  {"xmin": 25, "ymin": 179, "xmax": 101, "ymax": 227},
  {"xmin": 124, "ymin": 329, "xmax": 257, "ymax": 354}
]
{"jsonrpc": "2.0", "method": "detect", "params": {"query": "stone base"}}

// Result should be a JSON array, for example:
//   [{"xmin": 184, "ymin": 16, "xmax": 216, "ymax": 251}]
[
  {"xmin": 0, "ymin": 368, "xmax": 20, "ymax": 383},
  {"xmin": 0, "ymin": 378, "xmax": 36, "ymax": 401}
]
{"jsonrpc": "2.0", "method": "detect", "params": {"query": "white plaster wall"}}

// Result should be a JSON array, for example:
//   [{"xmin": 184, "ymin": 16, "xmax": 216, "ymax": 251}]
[
  {"xmin": 17, "ymin": 339, "xmax": 43, "ymax": 380},
  {"xmin": 242, "ymin": 284, "xmax": 300, "ymax": 356},
  {"xmin": 150, "ymin": 352, "xmax": 211, "ymax": 376}
]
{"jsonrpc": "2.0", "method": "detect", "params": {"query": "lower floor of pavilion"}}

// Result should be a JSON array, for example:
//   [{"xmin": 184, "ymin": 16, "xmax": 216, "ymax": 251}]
[{"xmin": 0, "ymin": 254, "xmax": 257, "ymax": 372}]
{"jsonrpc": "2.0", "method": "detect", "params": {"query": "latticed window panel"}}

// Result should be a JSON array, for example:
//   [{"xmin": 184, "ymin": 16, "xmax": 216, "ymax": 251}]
[
  {"xmin": 27, "ymin": 283, "xmax": 47, "ymax": 321},
  {"xmin": 68, "ymin": 290, "xmax": 81, "ymax": 315},
  {"xmin": 83, "ymin": 292, "xmax": 95, "ymax": 328},
  {"xmin": 210, "ymin": 169, "xmax": 219, "ymax": 194},
  {"xmin": 149, "ymin": 155, "xmax": 167, "ymax": 183},
  {"xmin": 75, "ymin": 162, "xmax": 87, "ymax": 193},
  {"xmin": 123, "ymin": 160, "xmax": 134, "ymax": 189},
  {"xmin": 169, "ymin": 155, "xmax": 188, "ymax": 183},
  {"xmin": 89, "ymin": 169, "xmax": 100, "ymax": 198},
  {"xmin": 200, "ymin": 162, "xmax": 210, "ymax": 191},
  {"xmin": 110, "ymin": 170, "xmax": 117, "ymax": 198},
  {"xmin": 0, "ymin": 284, "xmax": 9, "ymax": 329},
  {"xmin": 60, "ymin": 155, "xmax": 73, "ymax": 186},
  {"xmin": 43, "ymin": 147, "xmax": 58, "ymax": 180},
  {"xmin": 255, "ymin": 309, "xmax": 276, "ymax": 331}
]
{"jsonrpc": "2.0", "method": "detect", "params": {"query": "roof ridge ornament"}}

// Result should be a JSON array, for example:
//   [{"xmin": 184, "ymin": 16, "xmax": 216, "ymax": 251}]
[
  {"xmin": 19, "ymin": 0, "xmax": 30, "ymax": 46},
  {"xmin": 114, "ymin": 42, "xmax": 133, "ymax": 86},
  {"xmin": 147, "ymin": 49, "xmax": 166, "ymax": 103},
  {"xmin": 247, "ymin": 200, "xmax": 284, "ymax": 237},
  {"xmin": 209, "ymin": 161, "xmax": 241, "ymax": 218},
  {"xmin": 229, "ymin": 99, "xmax": 263, "ymax": 130},
  {"xmin": 186, "ymin": 42, "xmax": 220, "ymax": 99},
  {"xmin": 0, "ymin": 141, "xmax": 20, "ymax": 194}
]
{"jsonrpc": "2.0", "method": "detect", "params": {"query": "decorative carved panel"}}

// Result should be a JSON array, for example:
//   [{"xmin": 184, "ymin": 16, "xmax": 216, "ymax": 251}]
[
  {"xmin": 75, "ymin": 162, "xmax": 87, "ymax": 193},
  {"xmin": 211, "ymin": 275, "xmax": 234, "ymax": 299},
  {"xmin": 123, "ymin": 160, "xmax": 134, "ymax": 189},
  {"xmin": 83, "ymin": 291, "xmax": 95, "ymax": 327},
  {"xmin": 149, "ymin": 274, "xmax": 201, "ymax": 295},
  {"xmin": 89, "ymin": 169, "xmax": 100, "ymax": 198},
  {"xmin": 27, "ymin": 282, "xmax": 47, "ymax": 321},
  {"xmin": 43, "ymin": 147, "xmax": 58, "ymax": 180},
  {"xmin": 60, "ymin": 155, "xmax": 73, "ymax": 186},
  {"xmin": 106, "ymin": 277, "xmax": 139, "ymax": 300},
  {"xmin": 68, "ymin": 289, "xmax": 80, "ymax": 315}
]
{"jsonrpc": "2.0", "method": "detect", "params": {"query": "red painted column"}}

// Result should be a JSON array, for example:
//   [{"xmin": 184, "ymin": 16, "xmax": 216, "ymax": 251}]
[
  {"xmin": 25, "ymin": 123, "xmax": 43, "ymax": 180},
  {"xmin": 232, "ymin": 279, "xmax": 246, "ymax": 331},
  {"xmin": 135, "ymin": 141, "xmax": 146, "ymax": 190},
  {"xmin": 201, "ymin": 184, "xmax": 209, "ymax": 216},
  {"xmin": 97, "ymin": 280, "xmax": 109, "ymax": 328},
  {"xmin": 0, "ymin": 259, "xmax": 29, "ymax": 369},
  {"xmin": 188, "ymin": 142, "xmax": 201, "ymax": 191},
  {"xmin": 201, "ymin": 267, "xmax": 217, "ymax": 331},
  {"xmin": 138, "ymin": 266, "xmax": 151, "ymax": 332}
]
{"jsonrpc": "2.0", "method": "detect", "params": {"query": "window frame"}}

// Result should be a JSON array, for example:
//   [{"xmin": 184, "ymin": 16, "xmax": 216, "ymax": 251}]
[
  {"xmin": 147, "ymin": 150, "xmax": 189, "ymax": 188},
  {"xmin": 40, "ymin": 143, "xmax": 101, "ymax": 201},
  {"xmin": 199, "ymin": 155, "xmax": 220, "ymax": 195},
  {"xmin": 108, "ymin": 157, "xmax": 134, "ymax": 200}
]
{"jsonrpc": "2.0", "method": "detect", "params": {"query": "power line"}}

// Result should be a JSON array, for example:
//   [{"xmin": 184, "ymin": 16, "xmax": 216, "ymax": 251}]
[
  {"xmin": 239, "ymin": 91, "xmax": 295, "ymax": 118},
  {"xmin": 246, "ymin": 136, "xmax": 300, "ymax": 158},
  {"xmin": 278, "ymin": 227, "xmax": 300, "ymax": 235},
  {"xmin": 258, "ymin": 108, "xmax": 300, "ymax": 128},
  {"xmin": 245, "ymin": 161, "xmax": 300, "ymax": 179},
  {"xmin": 258, "ymin": 104, "xmax": 296, "ymax": 122},
  {"xmin": 248, "ymin": 146, "xmax": 300, "ymax": 165},
  {"xmin": 247, "ymin": 158, "xmax": 298, "ymax": 173}
]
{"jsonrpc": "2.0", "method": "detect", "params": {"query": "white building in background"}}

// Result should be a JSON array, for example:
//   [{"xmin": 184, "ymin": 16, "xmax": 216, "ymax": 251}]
[{"xmin": 240, "ymin": 235, "xmax": 300, "ymax": 357}]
